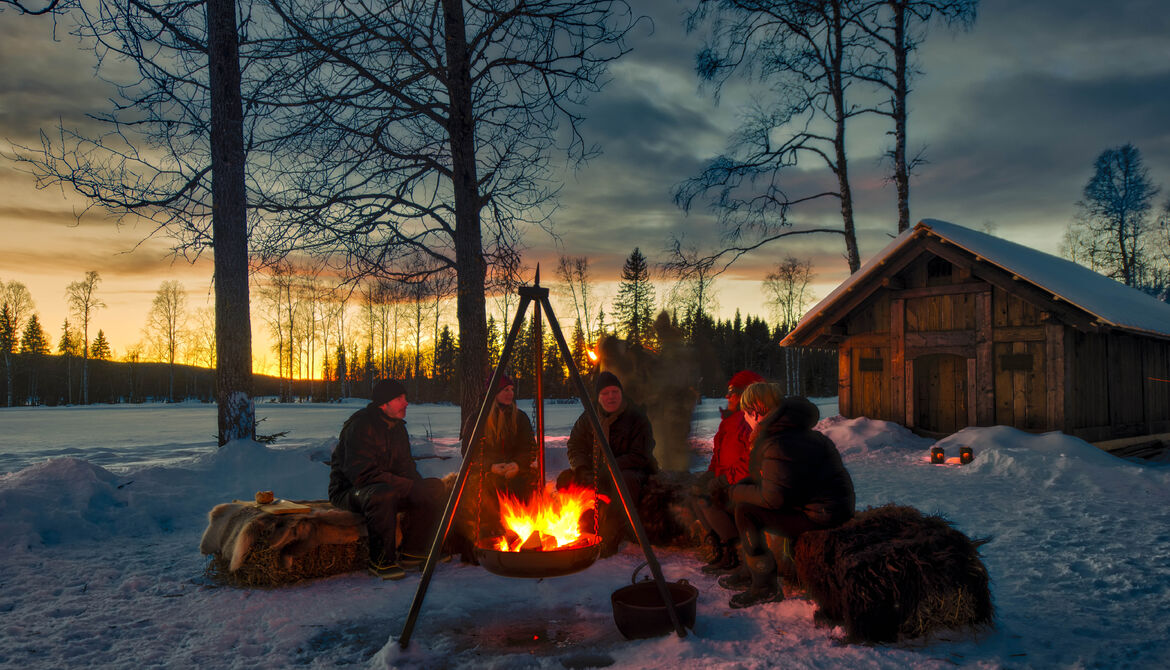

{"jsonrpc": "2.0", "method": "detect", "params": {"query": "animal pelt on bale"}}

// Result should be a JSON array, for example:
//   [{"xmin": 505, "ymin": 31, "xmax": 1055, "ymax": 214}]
[
  {"xmin": 793, "ymin": 504, "xmax": 994, "ymax": 644},
  {"xmin": 199, "ymin": 500, "xmax": 368, "ymax": 586}
]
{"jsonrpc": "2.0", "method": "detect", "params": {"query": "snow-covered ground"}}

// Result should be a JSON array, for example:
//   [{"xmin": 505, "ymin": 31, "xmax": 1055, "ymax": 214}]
[{"xmin": 2, "ymin": 397, "xmax": 1170, "ymax": 669}]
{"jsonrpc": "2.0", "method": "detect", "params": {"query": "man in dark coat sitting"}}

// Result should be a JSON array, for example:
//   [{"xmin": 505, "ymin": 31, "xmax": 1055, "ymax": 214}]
[
  {"xmin": 556, "ymin": 371, "xmax": 657, "ymax": 554},
  {"xmin": 329, "ymin": 379, "xmax": 446, "ymax": 580}
]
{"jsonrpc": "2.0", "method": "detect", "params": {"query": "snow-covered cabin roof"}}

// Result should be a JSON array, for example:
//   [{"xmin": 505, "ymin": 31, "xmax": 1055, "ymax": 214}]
[{"xmin": 783, "ymin": 218, "xmax": 1170, "ymax": 346}]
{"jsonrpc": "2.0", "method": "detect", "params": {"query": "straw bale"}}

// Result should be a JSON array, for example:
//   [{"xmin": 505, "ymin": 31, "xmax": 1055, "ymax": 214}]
[
  {"xmin": 200, "ymin": 500, "xmax": 368, "ymax": 587},
  {"xmin": 793, "ymin": 504, "xmax": 994, "ymax": 644}
]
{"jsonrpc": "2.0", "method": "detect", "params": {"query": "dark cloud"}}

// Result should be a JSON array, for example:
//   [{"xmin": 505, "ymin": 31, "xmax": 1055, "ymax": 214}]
[{"xmin": 4, "ymin": 0, "xmax": 1170, "ymax": 330}]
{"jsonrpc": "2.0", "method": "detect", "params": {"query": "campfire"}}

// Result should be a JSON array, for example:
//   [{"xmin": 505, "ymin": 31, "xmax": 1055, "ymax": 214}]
[{"xmin": 490, "ymin": 485, "xmax": 606, "ymax": 553}]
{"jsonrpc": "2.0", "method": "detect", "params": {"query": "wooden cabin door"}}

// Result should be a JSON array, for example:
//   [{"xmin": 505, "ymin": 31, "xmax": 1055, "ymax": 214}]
[{"xmin": 914, "ymin": 353, "xmax": 968, "ymax": 435}]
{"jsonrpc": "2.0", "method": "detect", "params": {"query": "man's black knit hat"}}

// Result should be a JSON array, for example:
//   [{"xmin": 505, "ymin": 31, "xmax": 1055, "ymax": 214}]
[
  {"xmin": 594, "ymin": 371, "xmax": 622, "ymax": 396},
  {"xmin": 371, "ymin": 379, "xmax": 407, "ymax": 405}
]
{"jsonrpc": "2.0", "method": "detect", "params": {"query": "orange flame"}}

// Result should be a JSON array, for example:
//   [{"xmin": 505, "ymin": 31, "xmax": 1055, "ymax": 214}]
[
  {"xmin": 586, "ymin": 349, "xmax": 598, "ymax": 363},
  {"xmin": 493, "ymin": 485, "xmax": 598, "ymax": 552}
]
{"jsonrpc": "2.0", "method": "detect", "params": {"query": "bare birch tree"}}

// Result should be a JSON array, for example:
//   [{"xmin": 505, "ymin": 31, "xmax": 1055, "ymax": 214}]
[
  {"xmin": 677, "ymin": 0, "xmax": 872, "ymax": 274},
  {"xmin": 556, "ymin": 255, "xmax": 597, "ymax": 343},
  {"xmin": 145, "ymin": 279, "xmax": 188, "ymax": 402},
  {"xmin": 13, "ymin": 0, "xmax": 256, "ymax": 441},
  {"xmin": 763, "ymin": 256, "xmax": 815, "ymax": 331},
  {"xmin": 253, "ymin": 0, "xmax": 639, "ymax": 423},
  {"xmin": 1065, "ymin": 144, "xmax": 1160, "ymax": 288},
  {"xmin": 1, "ymin": 280, "xmax": 36, "ymax": 407},
  {"xmin": 65, "ymin": 270, "xmax": 104, "ymax": 404}
]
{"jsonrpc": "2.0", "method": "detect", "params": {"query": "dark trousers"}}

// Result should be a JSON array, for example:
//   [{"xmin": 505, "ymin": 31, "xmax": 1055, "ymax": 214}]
[
  {"xmin": 556, "ymin": 466, "xmax": 645, "ymax": 541},
  {"xmin": 692, "ymin": 495, "xmax": 737, "ymax": 542},
  {"xmin": 734, "ymin": 502, "xmax": 821, "ymax": 557},
  {"xmin": 334, "ymin": 478, "xmax": 445, "ymax": 561}
]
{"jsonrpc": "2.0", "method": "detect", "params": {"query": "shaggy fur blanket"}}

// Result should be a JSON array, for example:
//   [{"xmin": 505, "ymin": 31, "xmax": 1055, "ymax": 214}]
[
  {"xmin": 199, "ymin": 500, "xmax": 366, "ymax": 572},
  {"xmin": 793, "ymin": 504, "xmax": 994, "ymax": 643}
]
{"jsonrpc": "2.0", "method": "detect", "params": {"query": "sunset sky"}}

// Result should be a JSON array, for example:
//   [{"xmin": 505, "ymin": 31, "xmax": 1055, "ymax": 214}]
[{"xmin": 2, "ymin": 0, "xmax": 1168, "ymax": 376}]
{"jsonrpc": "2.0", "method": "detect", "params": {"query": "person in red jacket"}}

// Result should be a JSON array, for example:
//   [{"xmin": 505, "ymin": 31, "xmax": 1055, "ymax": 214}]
[{"xmin": 691, "ymin": 370, "xmax": 764, "ymax": 573}]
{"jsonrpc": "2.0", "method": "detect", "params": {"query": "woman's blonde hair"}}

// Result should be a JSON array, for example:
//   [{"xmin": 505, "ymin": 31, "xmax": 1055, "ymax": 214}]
[
  {"xmin": 485, "ymin": 393, "xmax": 518, "ymax": 449},
  {"xmin": 739, "ymin": 381, "xmax": 783, "ymax": 417}
]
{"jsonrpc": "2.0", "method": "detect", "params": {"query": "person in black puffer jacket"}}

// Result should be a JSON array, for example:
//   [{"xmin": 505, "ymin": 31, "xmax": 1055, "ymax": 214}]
[
  {"xmin": 329, "ymin": 379, "xmax": 446, "ymax": 580},
  {"xmin": 724, "ymin": 384, "xmax": 855, "ymax": 608}
]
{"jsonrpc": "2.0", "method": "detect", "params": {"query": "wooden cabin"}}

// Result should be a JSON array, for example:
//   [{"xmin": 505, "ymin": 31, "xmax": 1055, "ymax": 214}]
[{"xmin": 781, "ymin": 219, "xmax": 1170, "ymax": 442}]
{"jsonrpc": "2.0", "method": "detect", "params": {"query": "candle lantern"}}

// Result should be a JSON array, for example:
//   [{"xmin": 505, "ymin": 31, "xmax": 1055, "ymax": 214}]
[
  {"xmin": 930, "ymin": 447, "xmax": 945, "ymax": 464},
  {"xmin": 959, "ymin": 446, "xmax": 973, "ymax": 465}
]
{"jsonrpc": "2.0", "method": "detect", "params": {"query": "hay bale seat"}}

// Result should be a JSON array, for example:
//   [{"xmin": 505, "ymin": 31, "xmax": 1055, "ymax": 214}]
[
  {"xmin": 791, "ymin": 504, "xmax": 994, "ymax": 644},
  {"xmin": 199, "ymin": 500, "xmax": 369, "ymax": 587}
]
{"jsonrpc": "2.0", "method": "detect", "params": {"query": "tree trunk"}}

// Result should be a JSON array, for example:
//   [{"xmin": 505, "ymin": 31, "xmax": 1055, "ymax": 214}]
[
  {"xmin": 207, "ymin": 0, "xmax": 256, "ymax": 445},
  {"xmin": 444, "ymin": 0, "xmax": 488, "ymax": 427},
  {"xmin": 892, "ymin": 0, "xmax": 910, "ymax": 233},
  {"xmin": 830, "ymin": 2, "xmax": 861, "ymax": 273}
]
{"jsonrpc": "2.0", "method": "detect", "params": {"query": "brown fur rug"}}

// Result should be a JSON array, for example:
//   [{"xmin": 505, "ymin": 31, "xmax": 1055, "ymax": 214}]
[
  {"xmin": 794, "ymin": 504, "xmax": 994, "ymax": 644},
  {"xmin": 200, "ymin": 500, "xmax": 368, "ymax": 586}
]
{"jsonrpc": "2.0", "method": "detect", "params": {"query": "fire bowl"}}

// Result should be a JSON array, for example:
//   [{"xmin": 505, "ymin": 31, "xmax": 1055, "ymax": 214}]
[{"xmin": 474, "ymin": 535, "xmax": 602, "ymax": 579}]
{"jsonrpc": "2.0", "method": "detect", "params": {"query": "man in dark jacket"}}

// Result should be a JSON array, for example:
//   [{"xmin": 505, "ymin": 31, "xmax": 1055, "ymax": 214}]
[
  {"xmin": 556, "ymin": 371, "xmax": 656, "ymax": 554},
  {"xmin": 329, "ymin": 379, "xmax": 446, "ymax": 580},
  {"xmin": 726, "ymin": 394, "xmax": 855, "ymax": 608}
]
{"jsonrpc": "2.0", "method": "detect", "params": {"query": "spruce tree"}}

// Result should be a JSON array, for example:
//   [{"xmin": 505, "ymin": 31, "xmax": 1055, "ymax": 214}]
[
  {"xmin": 91, "ymin": 330, "xmax": 112, "ymax": 361},
  {"xmin": 614, "ymin": 247, "xmax": 656, "ymax": 348},
  {"xmin": 20, "ymin": 314, "xmax": 49, "ymax": 355}
]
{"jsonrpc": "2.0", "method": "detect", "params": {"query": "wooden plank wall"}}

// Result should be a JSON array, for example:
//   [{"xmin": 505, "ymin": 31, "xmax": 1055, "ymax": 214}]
[
  {"xmin": 1144, "ymin": 339, "xmax": 1170, "ymax": 433},
  {"xmin": 1108, "ymin": 334, "xmax": 1146, "ymax": 437},
  {"xmin": 851, "ymin": 346, "xmax": 890, "ymax": 420},
  {"xmin": 1067, "ymin": 330, "xmax": 1111, "ymax": 440}
]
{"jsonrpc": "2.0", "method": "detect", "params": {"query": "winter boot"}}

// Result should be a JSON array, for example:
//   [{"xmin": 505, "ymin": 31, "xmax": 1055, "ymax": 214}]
[
  {"xmin": 367, "ymin": 541, "xmax": 406, "ymax": 580},
  {"xmin": 702, "ymin": 538, "xmax": 742, "ymax": 575},
  {"xmin": 699, "ymin": 532, "xmax": 723, "ymax": 566},
  {"xmin": 717, "ymin": 561, "xmax": 752, "ymax": 591},
  {"xmin": 399, "ymin": 549, "xmax": 452, "ymax": 571},
  {"xmin": 729, "ymin": 552, "xmax": 784, "ymax": 609}
]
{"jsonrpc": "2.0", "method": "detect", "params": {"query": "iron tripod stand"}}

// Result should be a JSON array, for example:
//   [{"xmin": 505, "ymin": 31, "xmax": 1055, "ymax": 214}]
[{"xmin": 398, "ymin": 274, "xmax": 687, "ymax": 648}]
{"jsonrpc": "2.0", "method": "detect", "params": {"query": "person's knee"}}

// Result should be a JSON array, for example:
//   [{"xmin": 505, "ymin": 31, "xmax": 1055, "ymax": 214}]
[
  {"xmin": 352, "ymin": 483, "xmax": 399, "ymax": 512},
  {"xmin": 555, "ymin": 468, "xmax": 576, "ymax": 490}
]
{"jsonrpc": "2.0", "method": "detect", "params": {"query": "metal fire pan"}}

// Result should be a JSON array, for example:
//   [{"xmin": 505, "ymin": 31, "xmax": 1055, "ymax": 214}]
[{"xmin": 474, "ymin": 535, "xmax": 602, "ymax": 579}]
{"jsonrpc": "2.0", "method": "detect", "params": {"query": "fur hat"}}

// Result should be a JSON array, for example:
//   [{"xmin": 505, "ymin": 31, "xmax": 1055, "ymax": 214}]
[
  {"xmin": 594, "ymin": 370, "xmax": 622, "ymax": 395},
  {"xmin": 371, "ymin": 379, "xmax": 407, "ymax": 406},
  {"xmin": 727, "ymin": 370, "xmax": 765, "ymax": 395}
]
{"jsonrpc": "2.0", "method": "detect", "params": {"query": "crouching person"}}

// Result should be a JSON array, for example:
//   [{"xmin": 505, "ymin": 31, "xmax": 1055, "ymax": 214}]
[
  {"xmin": 328, "ymin": 379, "xmax": 446, "ymax": 580},
  {"xmin": 724, "ymin": 385, "xmax": 855, "ymax": 608},
  {"xmin": 556, "ymin": 371, "xmax": 657, "ymax": 555}
]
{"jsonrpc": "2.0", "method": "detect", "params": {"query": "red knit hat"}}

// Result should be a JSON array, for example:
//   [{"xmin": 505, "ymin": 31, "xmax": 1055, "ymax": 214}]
[{"xmin": 726, "ymin": 370, "xmax": 764, "ymax": 395}]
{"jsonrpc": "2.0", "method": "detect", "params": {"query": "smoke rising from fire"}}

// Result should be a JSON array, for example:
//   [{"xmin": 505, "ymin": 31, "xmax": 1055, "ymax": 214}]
[{"xmin": 595, "ymin": 312, "xmax": 700, "ymax": 471}]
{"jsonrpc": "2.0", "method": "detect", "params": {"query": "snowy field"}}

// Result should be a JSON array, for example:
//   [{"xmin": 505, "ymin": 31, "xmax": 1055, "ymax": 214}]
[{"xmin": 3, "ymin": 397, "xmax": 1170, "ymax": 669}]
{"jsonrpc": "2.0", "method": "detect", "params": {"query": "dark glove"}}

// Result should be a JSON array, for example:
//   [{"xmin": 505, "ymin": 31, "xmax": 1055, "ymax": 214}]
[
  {"xmin": 573, "ymin": 465, "xmax": 594, "ymax": 487},
  {"xmin": 707, "ymin": 474, "xmax": 729, "ymax": 496}
]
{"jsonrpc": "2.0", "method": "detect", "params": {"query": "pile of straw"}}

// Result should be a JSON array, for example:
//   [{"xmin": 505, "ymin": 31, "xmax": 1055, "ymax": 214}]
[{"xmin": 794, "ymin": 504, "xmax": 994, "ymax": 643}]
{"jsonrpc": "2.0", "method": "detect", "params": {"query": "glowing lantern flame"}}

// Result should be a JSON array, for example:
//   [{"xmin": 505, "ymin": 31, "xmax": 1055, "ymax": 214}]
[{"xmin": 493, "ymin": 485, "xmax": 598, "ymax": 552}]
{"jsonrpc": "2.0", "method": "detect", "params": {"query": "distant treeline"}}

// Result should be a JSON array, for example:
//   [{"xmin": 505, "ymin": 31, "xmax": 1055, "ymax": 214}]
[{"xmin": 1, "ymin": 310, "xmax": 836, "ymax": 407}]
